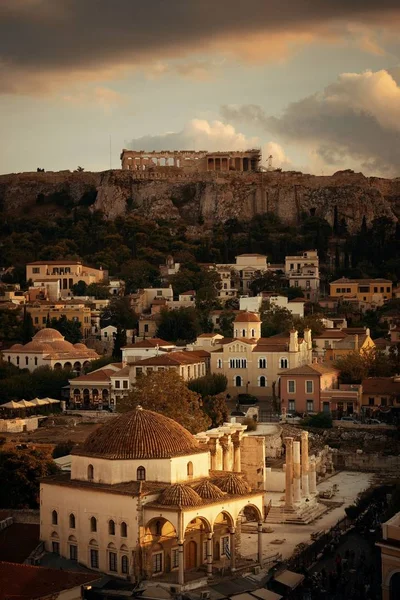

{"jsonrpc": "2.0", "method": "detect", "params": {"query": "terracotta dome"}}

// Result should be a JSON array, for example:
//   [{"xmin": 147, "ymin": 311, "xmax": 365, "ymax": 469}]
[
  {"xmin": 76, "ymin": 406, "xmax": 204, "ymax": 460},
  {"xmin": 158, "ymin": 484, "xmax": 203, "ymax": 507},
  {"xmin": 9, "ymin": 344, "xmax": 24, "ymax": 351},
  {"xmin": 23, "ymin": 341, "xmax": 49, "ymax": 352},
  {"xmin": 74, "ymin": 343, "xmax": 88, "ymax": 350},
  {"xmin": 234, "ymin": 312, "xmax": 261, "ymax": 323},
  {"xmin": 33, "ymin": 328, "xmax": 64, "ymax": 342},
  {"xmin": 192, "ymin": 480, "xmax": 226, "ymax": 500},
  {"xmin": 213, "ymin": 473, "xmax": 251, "ymax": 495},
  {"xmin": 49, "ymin": 340, "xmax": 76, "ymax": 353}
]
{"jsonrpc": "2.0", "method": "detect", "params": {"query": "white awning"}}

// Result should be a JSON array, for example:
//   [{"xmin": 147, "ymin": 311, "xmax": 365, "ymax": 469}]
[
  {"xmin": 251, "ymin": 589, "xmax": 283, "ymax": 600},
  {"xmin": 274, "ymin": 570, "xmax": 305, "ymax": 589}
]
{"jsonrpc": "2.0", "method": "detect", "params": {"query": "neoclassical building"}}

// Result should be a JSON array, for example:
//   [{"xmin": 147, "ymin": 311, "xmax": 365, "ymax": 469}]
[
  {"xmin": 5, "ymin": 328, "xmax": 99, "ymax": 372},
  {"xmin": 40, "ymin": 408, "xmax": 264, "ymax": 588}
]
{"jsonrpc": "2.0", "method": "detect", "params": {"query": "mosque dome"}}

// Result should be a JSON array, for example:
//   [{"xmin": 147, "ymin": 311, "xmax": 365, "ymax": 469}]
[
  {"xmin": 234, "ymin": 312, "xmax": 261, "ymax": 323},
  {"xmin": 213, "ymin": 473, "xmax": 251, "ymax": 495},
  {"xmin": 157, "ymin": 484, "xmax": 203, "ymax": 507},
  {"xmin": 192, "ymin": 480, "xmax": 226, "ymax": 500},
  {"xmin": 76, "ymin": 406, "xmax": 203, "ymax": 460},
  {"xmin": 33, "ymin": 328, "xmax": 64, "ymax": 343}
]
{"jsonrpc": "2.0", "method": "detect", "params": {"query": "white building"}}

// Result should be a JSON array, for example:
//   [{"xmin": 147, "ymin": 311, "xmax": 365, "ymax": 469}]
[{"xmin": 285, "ymin": 250, "xmax": 320, "ymax": 301}]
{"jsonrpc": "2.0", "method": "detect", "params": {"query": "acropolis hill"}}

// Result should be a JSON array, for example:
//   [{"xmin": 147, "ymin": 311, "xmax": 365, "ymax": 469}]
[{"xmin": 1, "ymin": 150, "xmax": 399, "ymax": 232}]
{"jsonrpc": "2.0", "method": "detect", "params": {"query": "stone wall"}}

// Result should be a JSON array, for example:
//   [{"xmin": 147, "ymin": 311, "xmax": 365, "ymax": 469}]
[
  {"xmin": 0, "ymin": 417, "xmax": 39, "ymax": 433},
  {"xmin": 1, "ymin": 168, "xmax": 399, "ymax": 233},
  {"xmin": 333, "ymin": 450, "xmax": 400, "ymax": 472}
]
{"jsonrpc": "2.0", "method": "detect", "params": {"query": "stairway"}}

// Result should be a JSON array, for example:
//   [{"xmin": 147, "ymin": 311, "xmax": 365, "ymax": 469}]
[{"xmin": 265, "ymin": 500, "xmax": 329, "ymax": 525}]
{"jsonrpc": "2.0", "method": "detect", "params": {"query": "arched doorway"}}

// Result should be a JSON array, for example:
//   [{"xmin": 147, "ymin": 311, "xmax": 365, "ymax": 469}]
[
  {"xmin": 83, "ymin": 389, "xmax": 90, "ymax": 406},
  {"xmin": 390, "ymin": 572, "xmax": 400, "ymax": 599},
  {"xmin": 213, "ymin": 511, "xmax": 234, "ymax": 562},
  {"xmin": 185, "ymin": 540, "xmax": 197, "ymax": 570}
]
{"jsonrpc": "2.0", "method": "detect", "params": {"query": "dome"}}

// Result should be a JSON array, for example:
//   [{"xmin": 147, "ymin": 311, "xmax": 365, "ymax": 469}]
[
  {"xmin": 23, "ymin": 341, "xmax": 48, "ymax": 352},
  {"xmin": 234, "ymin": 312, "xmax": 261, "ymax": 323},
  {"xmin": 213, "ymin": 473, "xmax": 251, "ymax": 495},
  {"xmin": 192, "ymin": 480, "xmax": 226, "ymax": 500},
  {"xmin": 33, "ymin": 329, "xmax": 64, "ymax": 343},
  {"xmin": 49, "ymin": 340, "xmax": 76, "ymax": 353},
  {"xmin": 158, "ymin": 484, "xmax": 203, "ymax": 507},
  {"xmin": 9, "ymin": 344, "xmax": 24, "ymax": 351},
  {"xmin": 74, "ymin": 343, "xmax": 88, "ymax": 350},
  {"xmin": 77, "ymin": 406, "xmax": 203, "ymax": 459}
]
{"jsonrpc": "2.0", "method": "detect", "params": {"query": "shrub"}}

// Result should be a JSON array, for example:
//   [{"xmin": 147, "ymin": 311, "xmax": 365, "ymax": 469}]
[
  {"xmin": 243, "ymin": 416, "xmax": 257, "ymax": 431},
  {"xmin": 52, "ymin": 440, "xmax": 75, "ymax": 459},
  {"xmin": 236, "ymin": 394, "xmax": 258, "ymax": 405},
  {"xmin": 302, "ymin": 412, "xmax": 332, "ymax": 429}
]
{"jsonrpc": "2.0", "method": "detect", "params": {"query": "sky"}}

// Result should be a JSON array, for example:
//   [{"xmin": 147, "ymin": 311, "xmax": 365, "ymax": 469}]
[{"xmin": 1, "ymin": 1, "xmax": 400, "ymax": 176}]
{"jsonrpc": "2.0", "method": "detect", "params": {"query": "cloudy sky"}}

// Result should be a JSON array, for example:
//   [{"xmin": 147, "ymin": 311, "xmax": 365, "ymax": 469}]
[{"xmin": 1, "ymin": 0, "xmax": 400, "ymax": 176}]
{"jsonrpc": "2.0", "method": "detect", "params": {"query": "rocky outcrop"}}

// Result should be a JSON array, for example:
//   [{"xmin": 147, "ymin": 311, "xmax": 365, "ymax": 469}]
[{"xmin": 1, "ymin": 168, "xmax": 400, "ymax": 232}]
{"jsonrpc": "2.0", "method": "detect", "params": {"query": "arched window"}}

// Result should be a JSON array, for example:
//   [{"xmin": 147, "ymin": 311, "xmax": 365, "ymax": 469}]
[
  {"xmin": 280, "ymin": 358, "xmax": 288, "ymax": 369},
  {"xmin": 69, "ymin": 513, "xmax": 75, "ymax": 529},
  {"xmin": 90, "ymin": 516, "xmax": 97, "ymax": 532},
  {"xmin": 87, "ymin": 464, "xmax": 94, "ymax": 480},
  {"xmin": 251, "ymin": 329, "xmax": 255, "ymax": 337},
  {"xmin": 235, "ymin": 375, "xmax": 242, "ymax": 387},
  {"xmin": 217, "ymin": 358, "xmax": 222, "ymax": 369},
  {"xmin": 52, "ymin": 510, "xmax": 58, "ymax": 525},
  {"xmin": 187, "ymin": 461, "xmax": 193, "ymax": 478},
  {"xmin": 109, "ymin": 520, "xmax": 115, "ymax": 535},
  {"xmin": 259, "ymin": 376, "xmax": 266, "ymax": 387},
  {"xmin": 121, "ymin": 554, "xmax": 129, "ymax": 574},
  {"xmin": 137, "ymin": 466, "xmax": 146, "ymax": 481},
  {"xmin": 242, "ymin": 329, "xmax": 246, "ymax": 337},
  {"xmin": 34, "ymin": 357, "xmax": 38, "ymax": 366},
  {"xmin": 120, "ymin": 522, "xmax": 128, "ymax": 538},
  {"xmin": 155, "ymin": 520, "xmax": 162, "ymax": 536},
  {"xmin": 25, "ymin": 356, "xmax": 29, "ymax": 366},
  {"xmin": 258, "ymin": 358, "xmax": 266, "ymax": 369}
]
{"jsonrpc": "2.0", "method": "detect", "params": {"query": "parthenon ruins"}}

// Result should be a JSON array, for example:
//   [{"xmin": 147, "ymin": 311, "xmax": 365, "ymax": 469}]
[{"xmin": 120, "ymin": 149, "xmax": 261, "ymax": 172}]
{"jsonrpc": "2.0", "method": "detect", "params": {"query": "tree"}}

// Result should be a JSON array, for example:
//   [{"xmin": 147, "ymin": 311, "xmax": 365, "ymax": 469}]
[
  {"xmin": 52, "ymin": 440, "xmax": 75, "ymax": 459},
  {"xmin": 0, "ymin": 449, "xmax": 59, "ymax": 508},
  {"xmin": 287, "ymin": 287, "xmax": 304, "ymax": 301},
  {"xmin": 100, "ymin": 297, "xmax": 138, "ymax": 331},
  {"xmin": 112, "ymin": 327, "xmax": 127, "ymax": 360},
  {"xmin": 21, "ymin": 308, "xmax": 34, "ymax": 343},
  {"xmin": 217, "ymin": 310, "xmax": 236, "ymax": 337},
  {"xmin": 302, "ymin": 412, "xmax": 332, "ymax": 428},
  {"xmin": 156, "ymin": 307, "xmax": 201, "ymax": 343},
  {"xmin": 118, "ymin": 370, "xmax": 211, "ymax": 434},
  {"xmin": 0, "ymin": 307, "xmax": 23, "ymax": 342},
  {"xmin": 202, "ymin": 393, "xmax": 229, "ymax": 427},
  {"xmin": 292, "ymin": 314, "xmax": 324, "ymax": 337},
  {"xmin": 260, "ymin": 303, "xmax": 293, "ymax": 337},
  {"xmin": 49, "ymin": 315, "xmax": 82, "ymax": 344},
  {"xmin": 86, "ymin": 283, "xmax": 110, "ymax": 299},
  {"xmin": 30, "ymin": 366, "xmax": 76, "ymax": 399},
  {"xmin": 188, "ymin": 373, "xmax": 227, "ymax": 397},
  {"xmin": 334, "ymin": 348, "xmax": 393, "ymax": 383},
  {"xmin": 72, "ymin": 280, "xmax": 88, "ymax": 296},
  {"xmin": 249, "ymin": 271, "xmax": 287, "ymax": 296},
  {"xmin": 121, "ymin": 259, "xmax": 160, "ymax": 293}
]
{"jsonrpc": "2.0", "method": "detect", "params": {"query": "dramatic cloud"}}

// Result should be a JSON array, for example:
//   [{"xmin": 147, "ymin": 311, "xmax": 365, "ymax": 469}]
[
  {"xmin": 221, "ymin": 70, "xmax": 400, "ymax": 176},
  {"xmin": 127, "ymin": 119, "xmax": 291, "ymax": 169},
  {"xmin": 1, "ymin": 1, "xmax": 400, "ymax": 93}
]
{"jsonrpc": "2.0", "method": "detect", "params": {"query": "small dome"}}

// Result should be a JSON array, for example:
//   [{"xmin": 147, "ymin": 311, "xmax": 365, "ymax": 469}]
[
  {"xmin": 234, "ymin": 312, "xmax": 261, "ymax": 323},
  {"xmin": 74, "ymin": 343, "xmax": 88, "ymax": 350},
  {"xmin": 158, "ymin": 484, "xmax": 203, "ymax": 507},
  {"xmin": 192, "ymin": 480, "xmax": 226, "ymax": 500},
  {"xmin": 9, "ymin": 344, "xmax": 24, "ymax": 351},
  {"xmin": 23, "ymin": 341, "xmax": 47, "ymax": 352},
  {"xmin": 49, "ymin": 340, "xmax": 76, "ymax": 352},
  {"xmin": 76, "ymin": 407, "xmax": 203, "ymax": 459},
  {"xmin": 33, "ymin": 328, "xmax": 64, "ymax": 342},
  {"xmin": 213, "ymin": 473, "xmax": 251, "ymax": 495}
]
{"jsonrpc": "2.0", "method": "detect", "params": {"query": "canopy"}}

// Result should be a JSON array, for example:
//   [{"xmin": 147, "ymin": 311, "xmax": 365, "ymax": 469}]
[
  {"xmin": 1, "ymin": 400, "xmax": 23, "ymax": 409},
  {"xmin": 30, "ymin": 398, "xmax": 50, "ymax": 406},
  {"xmin": 44, "ymin": 398, "xmax": 61, "ymax": 404},
  {"xmin": 274, "ymin": 570, "xmax": 305, "ymax": 590},
  {"xmin": 252, "ymin": 589, "xmax": 282, "ymax": 600},
  {"xmin": 16, "ymin": 400, "xmax": 35, "ymax": 408}
]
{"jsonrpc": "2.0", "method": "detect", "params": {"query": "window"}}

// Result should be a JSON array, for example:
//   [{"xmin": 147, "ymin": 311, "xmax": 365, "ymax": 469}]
[
  {"xmin": 258, "ymin": 358, "xmax": 266, "ymax": 369},
  {"xmin": 157, "ymin": 290, "xmax": 162, "ymax": 296},
  {"xmin": 387, "ymin": 287, "xmax": 391, "ymax": 293},
  {"xmin": 369, "ymin": 397, "xmax": 375, "ymax": 406},
  {"xmin": 280, "ymin": 358, "xmax": 288, "ymax": 369},
  {"xmin": 306, "ymin": 380, "xmax": 313, "ymax": 394},
  {"xmin": 187, "ymin": 461, "xmax": 193, "ymax": 478},
  {"xmin": 52, "ymin": 541, "xmax": 60, "ymax": 554},
  {"xmin": 152, "ymin": 552, "xmax": 163, "ymax": 573},
  {"xmin": 137, "ymin": 466, "xmax": 146, "ymax": 481},
  {"xmin": 17, "ymin": 356, "xmax": 19, "ymax": 366},
  {"xmin": 235, "ymin": 375, "xmax": 242, "ymax": 387},
  {"xmin": 109, "ymin": 551, "xmax": 117, "ymax": 572},
  {"xmin": 25, "ymin": 356, "xmax": 29, "ymax": 365},
  {"xmin": 69, "ymin": 544, "xmax": 78, "ymax": 561},
  {"xmin": 288, "ymin": 400, "xmax": 295, "ymax": 413},
  {"xmin": 155, "ymin": 520, "xmax": 162, "ymax": 536},
  {"xmin": 123, "ymin": 380, "xmax": 128, "ymax": 389},
  {"xmin": 294, "ymin": 280, "xmax": 298, "ymax": 287},
  {"xmin": 34, "ymin": 317, "xmax": 39, "ymax": 324},
  {"xmin": 33, "ymin": 267, "xmax": 40, "ymax": 274},
  {"xmin": 380, "ymin": 287, "xmax": 384, "ymax": 293},
  {"xmin": 381, "ymin": 397, "xmax": 387, "ymax": 407},
  {"xmin": 52, "ymin": 510, "xmax": 58, "ymax": 525},
  {"xmin": 172, "ymin": 548, "xmax": 179, "ymax": 569},
  {"xmin": 121, "ymin": 554, "xmax": 129, "ymax": 574},
  {"xmin": 144, "ymin": 324, "xmax": 149, "ymax": 333},
  {"xmin": 88, "ymin": 464, "xmax": 94, "ymax": 480},
  {"xmin": 287, "ymin": 380, "xmax": 295, "ymax": 394},
  {"xmin": 90, "ymin": 517, "xmax": 97, "ymax": 532},
  {"xmin": 374, "ymin": 287, "xmax": 378, "ymax": 293},
  {"xmin": 90, "ymin": 548, "xmax": 99, "ymax": 568},
  {"xmin": 221, "ymin": 535, "xmax": 230, "ymax": 556},
  {"xmin": 69, "ymin": 513, "xmax": 75, "ymax": 529},
  {"xmin": 306, "ymin": 400, "xmax": 314, "ymax": 413},
  {"xmin": 109, "ymin": 520, "xmax": 115, "ymax": 535},
  {"xmin": 217, "ymin": 358, "xmax": 222, "ymax": 369},
  {"xmin": 242, "ymin": 329, "xmax": 246, "ymax": 337},
  {"xmin": 251, "ymin": 329, "xmax": 255, "ymax": 337},
  {"xmin": 115, "ymin": 380, "xmax": 120, "ymax": 389},
  {"xmin": 259, "ymin": 376, "xmax": 266, "ymax": 387},
  {"xmin": 34, "ymin": 357, "xmax": 38, "ymax": 366}
]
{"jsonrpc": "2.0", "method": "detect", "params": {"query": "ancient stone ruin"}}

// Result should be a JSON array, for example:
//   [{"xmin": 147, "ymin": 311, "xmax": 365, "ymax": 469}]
[{"xmin": 120, "ymin": 149, "xmax": 261, "ymax": 172}]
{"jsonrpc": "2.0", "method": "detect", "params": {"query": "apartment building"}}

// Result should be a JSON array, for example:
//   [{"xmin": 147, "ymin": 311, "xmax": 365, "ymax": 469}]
[
  {"xmin": 285, "ymin": 250, "xmax": 320, "ymax": 301},
  {"xmin": 26, "ymin": 261, "xmax": 107, "ymax": 296},
  {"xmin": 330, "ymin": 277, "xmax": 393, "ymax": 306}
]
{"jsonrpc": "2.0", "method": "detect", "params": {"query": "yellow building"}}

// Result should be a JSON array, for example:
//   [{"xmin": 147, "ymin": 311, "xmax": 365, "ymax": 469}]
[
  {"xmin": 27, "ymin": 300, "xmax": 92, "ymax": 337},
  {"xmin": 377, "ymin": 511, "xmax": 400, "ymax": 600},
  {"xmin": 26, "ymin": 260, "xmax": 107, "ymax": 296},
  {"xmin": 324, "ymin": 331, "xmax": 375, "ymax": 362},
  {"xmin": 330, "ymin": 277, "xmax": 393, "ymax": 305}
]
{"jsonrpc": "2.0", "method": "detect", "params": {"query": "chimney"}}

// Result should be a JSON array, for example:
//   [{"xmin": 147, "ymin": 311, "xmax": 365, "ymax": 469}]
[
  {"xmin": 304, "ymin": 327, "xmax": 312, "ymax": 350},
  {"xmin": 354, "ymin": 334, "xmax": 359, "ymax": 350},
  {"xmin": 289, "ymin": 329, "xmax": 298, "ymax": 352}
]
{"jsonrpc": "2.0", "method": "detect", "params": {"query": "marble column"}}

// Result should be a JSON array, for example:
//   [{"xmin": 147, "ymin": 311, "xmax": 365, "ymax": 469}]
[
  {"xmin": 257, "ymin": 522, "xmax": 263, "ymax": 564},
  {"xmin": 309, "ymin": 456, "xmax": 317, "ymax": 495},
  {"xmin": 221, "ymin": 437, "xmax": 230, "ymax": 471},
  {"xmin": 178, "ymin": 542, "xmax": 184, "ymax": 585},
  {"xmin": 229, "ymin": 527, "xmax": 236, "ymax": 570},
  {"xmin": 233, "ymin": 438, "xmax": 241, "ymax": 472},
  {"xmin": 301, "ymin": 431, "xmax": 310, "ymax": 498},
  {"xmin": 139, "ymin": 157, "xmax": 144, "ymax": 171},
  {"xmin": 206, "ymin": 532, "xmax": 213, "ymax": 577},
  {"xmin": 293, "ymin": 440, "xmax": 301, "ymax": 503},
  {"xmin": 284, "ymin": 437, "xmax": 294, "ymax": 509}
]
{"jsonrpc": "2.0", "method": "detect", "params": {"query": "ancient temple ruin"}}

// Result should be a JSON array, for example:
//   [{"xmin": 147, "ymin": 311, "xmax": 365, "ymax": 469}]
[{"xmin": 120, "ymin": 149, "xmax": 261, "ymax": 172}]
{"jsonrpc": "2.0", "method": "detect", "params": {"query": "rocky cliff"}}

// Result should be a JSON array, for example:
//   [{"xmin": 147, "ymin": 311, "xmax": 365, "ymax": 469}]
[{"xmin": 1, "ymin": 168, "xmax": 399, "ymax": 233}]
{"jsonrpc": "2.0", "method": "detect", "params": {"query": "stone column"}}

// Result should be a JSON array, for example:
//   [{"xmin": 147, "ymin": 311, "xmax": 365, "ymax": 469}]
[
  {"xmin": 206, "ymin": 532, "xmax": 213, "ymax": 577},
  {"xmin": 233, "ymin": 438, "xmax": 241, "ymax": 472},
  {"xmin": 139, "ymin": 157, "xmax": 144, "ymax": 171},
  {"xmin": 284, "ymin": 437, "xmax": 294, "ymax": 509},
  {"xmin": 229, "ymin": 527, "xmax": 236, "ymax": 570},
  {"xmin": 178, "ymin": 542, "xmax": 184, "ymax": 585},
  {"xmin": 293, "ymin": 440, "xmax": 301, "ymax": 503},
  {"xmin": 309, "ymin": 456, "xmax": 317, "ymax": 495},
  {"xmin": 301, "ymin": 431, "xmax": 310, "ymax": 498},
  {"xmin": 240, "ymin": 157, "xmax": 244, "ymax": 171},
  {"xmin": 257, "ymin": 522, "xmax": 263, "ymax": 564},
  {"xmin": 221, "ymin": 437, "xmax": 230, "ymax": 471}
]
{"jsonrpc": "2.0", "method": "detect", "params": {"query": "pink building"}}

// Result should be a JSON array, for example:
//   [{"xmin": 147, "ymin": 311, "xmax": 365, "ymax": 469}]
[{"xmin": 280, "ymin": 363, "xmax": 339, "ymax": 415}]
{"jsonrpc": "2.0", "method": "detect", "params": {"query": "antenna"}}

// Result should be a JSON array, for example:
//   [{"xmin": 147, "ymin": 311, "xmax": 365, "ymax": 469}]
[{"xmin": 109, "ymin": 134, "xmax": 112, "ymax": 170}]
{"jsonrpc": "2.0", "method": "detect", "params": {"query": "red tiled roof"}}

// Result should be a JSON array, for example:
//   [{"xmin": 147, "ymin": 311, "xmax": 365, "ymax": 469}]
[
  {"xmin": 0, "ymin": 524, "xmax": 40, "ymax": 564},
  {"xmin": 122, "ymin": 338, "xmax": 170, "ymax": 349},
  {"xmin": 362, "ymin": 377, "xmax": 400, "ymax": 395},
  {"xmin": 234, "ymin": 311, "xmax": 261, "ymax": 323},
  {"xmin": 69, "ymin": 368, "xmax": 114, "ymax": 383},
  {"xmin": 27, "ymin": 260, "xmax": 82, "ymax": 265},
  {"xmin": 135, "ymin": 352, "xmax": 205, "ymax": 367},
  {"xmin": 181, "ymin": 290, "xmax": 196, "ymax": 295},
  {"xmin": 0, "ymin": 561, "xmax": 99, "ymax": 600},
  {"xmin": 314, "ymin": 329, "xmax": 347, "ymax": 339},
  {"xmin": 188, "ymin": 350, "xmax": 211, "ymax": 358}
]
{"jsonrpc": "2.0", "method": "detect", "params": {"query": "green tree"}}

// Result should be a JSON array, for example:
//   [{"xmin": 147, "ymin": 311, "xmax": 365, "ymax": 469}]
[
  {"xmin": 21, "ymin": 308, "xmax": 35, "ymax": 343},
  {"xmin": 287, "ymin": 287, "xmax": 304, "ymax": 300},
  {"xmin": 302, "ymin": 412, "xmax": 333, "ymax": 428},
  {"xmin": 202, "ymin": 393, "xmax": 229, "ymax": 427},
  {"xmin": 334, "ymin": 348, "xmax": 393, "ymax": 383},
  {"xmin": 49, "ymin": 315, "xmax": 82, "ymax": 344},
  {"xmin": 112, "ymin": 327, "xmax": 127, "ymax": 360},
  {"xmin": 0, "ymin": 307, "xmax": 23, "ymax": 342},
  {"xmin": 52, "ymin": 440, "xmax": 75, "ymax": 459},
  {"xmin": 86, "ymin": 283, "xmax": 110, "ymax": 299},
  {"xmin": 156, "ymin": 307, "xmax": 201, "ymax": 343},
  {"xmin": 0, "ymin": 449, "xmax": 59, "ymax": 508},
  {"xmin": 217, "ymin": 310, "xmax": 236, "ymax": 337},
  {"xmin": 72, "ymin": 280, "xmax": 88, "ymax": 296},
  {"xmin": 188, "ymin": 373, "xmax": 227, "ymax": 397},
  {"xmin": 31, "ymin": 366, "xmax": 76, "ymax": 399},
  {"xmin": 100, "ymin": 297, "xmax": 138, "ymax": 331},
  {"xmin": 121, "ymin": 259, "xmax": 160, "ymax": 293},
  {"xmin": 260, "ymin": 303, "xmax": 293, "ymax": 337},
  {"xmin": 118, "ymin": 370, "xmax": 211, "ymax": 434}
]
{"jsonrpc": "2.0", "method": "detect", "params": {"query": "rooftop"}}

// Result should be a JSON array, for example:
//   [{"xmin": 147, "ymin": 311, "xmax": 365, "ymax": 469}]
[
  {"xmin": 331, "ymin": 277, "xmax": 393, "ymax": 284},
  {"xmin": 362, "ymin": 377, "xmax": 400, "ymax": 396},
  {"xmin": 0, "ymin": 523, "xmax": 40, "ymax": 564},
  {"xmin": 279, "ymin": 363, "xmax": 338, "ymax": 377}
]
